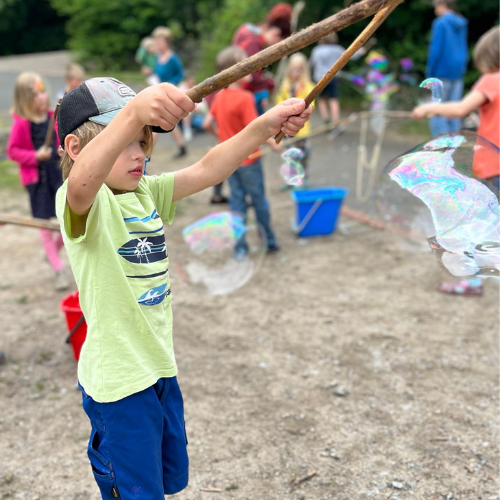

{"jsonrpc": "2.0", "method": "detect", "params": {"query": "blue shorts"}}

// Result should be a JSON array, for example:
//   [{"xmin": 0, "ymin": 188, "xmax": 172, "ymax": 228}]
[
  {"xmin": 79, "ymin": 377, "xmax": 189, "ymax": 499},
  {"xmin": 319, "ymin": 78, "xmax": 339, "ymax": 99}
]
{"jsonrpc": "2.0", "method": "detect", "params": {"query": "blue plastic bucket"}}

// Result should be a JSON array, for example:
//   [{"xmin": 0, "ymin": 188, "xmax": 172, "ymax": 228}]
[{"xmin": 291, "ymin": 187, "xmax": 348, "ymax": 237}]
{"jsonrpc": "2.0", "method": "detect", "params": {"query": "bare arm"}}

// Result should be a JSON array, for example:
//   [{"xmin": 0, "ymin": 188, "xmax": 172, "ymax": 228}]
[
  {"xmin": 66, "ymin": 84, "xmax": 194, "ymax": 216},
  {"xmin": 413, "ymin": 90, "xmax": 487, "ymax": 120},
  {"xmin": 173, "ymin": 99, "xmax": 310, "ymax": 201}
]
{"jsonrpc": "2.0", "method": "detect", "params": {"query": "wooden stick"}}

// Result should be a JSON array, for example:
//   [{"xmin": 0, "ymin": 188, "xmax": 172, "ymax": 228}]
[
  {"xmin": 0, "ymin": 213, "xmax": 60, "ymax": 231},
  {"xmin": 186, "ymin": 0, "xmax": 402, "ymax": 103},
  {"xmin": 274, "ymin": 0, "xmax": 400, "ymax": 143},
  {"xmin": 43, "ymin": 115, "xmax": 56, "ymax": 148}
]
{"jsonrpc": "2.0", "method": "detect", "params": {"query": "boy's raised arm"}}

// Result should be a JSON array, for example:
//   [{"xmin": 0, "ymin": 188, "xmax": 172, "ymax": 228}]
[
  {"xmin": 66, "ymin": 84, "xmax": 194, "ymax": 216},
  {"xmin": 173, "ymin": 99, "xmax": 310, "ymax": 202}
]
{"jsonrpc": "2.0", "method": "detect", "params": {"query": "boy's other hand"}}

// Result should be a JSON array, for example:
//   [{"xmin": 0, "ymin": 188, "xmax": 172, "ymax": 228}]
[
  {"xmin": 264, "ymin": 98, "xmax": 311, "ymax": 137},
  {"xmin": 134, "ymin": 83, "xmax": 195, "ymax": 131}
]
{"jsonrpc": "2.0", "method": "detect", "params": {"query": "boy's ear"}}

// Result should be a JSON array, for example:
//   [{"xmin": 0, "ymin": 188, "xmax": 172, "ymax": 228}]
[{"xmin": 65, "ymin": 134, "xmax": 80, "ymax": 161}]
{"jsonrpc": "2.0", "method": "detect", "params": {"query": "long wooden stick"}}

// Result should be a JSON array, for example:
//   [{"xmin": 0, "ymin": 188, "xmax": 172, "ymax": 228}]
[
  {"xmin": 274, "ymin": 0, "xmax": 400, "ymax": 143},
  {"xmin": 186, "ymin": 0, "xmax": 402, "ymax": 103},
  {"xmin": 0, "ymin": 213, "xmax": 60, "ymax": 231}
]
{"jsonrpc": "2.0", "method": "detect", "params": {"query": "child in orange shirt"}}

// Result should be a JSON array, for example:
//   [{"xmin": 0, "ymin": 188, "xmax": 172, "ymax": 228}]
[
  {"xmin": 204, "ymin": 46, "xmax": 283, "ymax": 257},
  {"xmin": 413, "ymin": 26, "xmax": 499, "ymax": 295}
]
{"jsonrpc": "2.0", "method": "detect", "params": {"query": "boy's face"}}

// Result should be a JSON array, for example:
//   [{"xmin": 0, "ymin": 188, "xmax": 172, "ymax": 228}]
[{"xmin": 105, "ymin": 129, "xmax": 148, "ymax": 194}]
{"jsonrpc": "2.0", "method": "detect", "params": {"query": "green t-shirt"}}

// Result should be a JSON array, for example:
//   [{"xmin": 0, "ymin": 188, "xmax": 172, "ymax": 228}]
[{"xmin": 56, "ymin": 174, "xmax": 177, "ymax": 403}]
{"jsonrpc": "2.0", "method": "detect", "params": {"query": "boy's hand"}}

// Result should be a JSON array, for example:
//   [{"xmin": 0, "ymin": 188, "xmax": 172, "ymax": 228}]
[
  {"xmin": 134, "ymin": 83, "xmax": 195, "ymax": 131},
  {"xmin": 263, "ymin": 98, "xmax": 311, "ymax": 137}
]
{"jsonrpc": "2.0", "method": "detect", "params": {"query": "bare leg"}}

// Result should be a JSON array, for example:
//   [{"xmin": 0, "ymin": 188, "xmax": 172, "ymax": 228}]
[
  {"xmin": 329, "ymin": 98, "xmax": 340, "ymax": 122},
  {"xmin": 171, "ymin": 126, "xmax": 187, "ymax": 158},
  {"xmin": 317, "ymin": 97, "xmax": 329, "ymax": 123}
]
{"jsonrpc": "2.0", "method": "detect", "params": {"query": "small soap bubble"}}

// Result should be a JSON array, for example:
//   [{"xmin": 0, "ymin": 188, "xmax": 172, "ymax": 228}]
[
  {"xmin": 376, "ymin": 131, "xmax": 500, "ymax": 278},
  {"xmin": 280, "ymin": 148, "xmax": 305, "ymax": 186},
  {"xmin": 419, "ymin": 77, "xmax": 443, "ymax": 102},
  {"xmin": 176, "ymin": 212, "xmax": 267, "ymax": 295}
]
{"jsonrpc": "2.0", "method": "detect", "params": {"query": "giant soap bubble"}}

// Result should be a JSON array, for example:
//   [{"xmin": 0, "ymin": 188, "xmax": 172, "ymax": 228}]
[
  {"xmin": 175, "ymin": 211, "xmax": 267, "ymax": 295},
  {"xmin": 376, "ymin": 131, "xmax": 500, "ymax": 278}
]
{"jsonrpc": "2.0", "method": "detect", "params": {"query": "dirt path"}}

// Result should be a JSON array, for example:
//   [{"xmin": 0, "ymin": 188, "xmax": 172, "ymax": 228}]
[{"xmin": 0, "ymin": 141, "xmax": 498, "ymax": 500}]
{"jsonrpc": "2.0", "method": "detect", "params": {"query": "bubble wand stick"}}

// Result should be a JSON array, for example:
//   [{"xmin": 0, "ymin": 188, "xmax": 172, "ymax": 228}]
[
  {"xmin": 185, "ymin": 0, "xmax": 403, "ymax": 104},
  {"xmin": 274, "ymin": 0, "xmax": 401, "ymax": 144}
]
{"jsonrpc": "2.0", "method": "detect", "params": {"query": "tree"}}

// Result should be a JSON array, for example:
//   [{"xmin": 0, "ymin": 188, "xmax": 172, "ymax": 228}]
[
  {"xmin": 48, "ymin": 0, "xmax": 223, "ymax": 70},
  {"xmin": 0, "ymin": 0, "xmax": 67, "ymax": 56}
]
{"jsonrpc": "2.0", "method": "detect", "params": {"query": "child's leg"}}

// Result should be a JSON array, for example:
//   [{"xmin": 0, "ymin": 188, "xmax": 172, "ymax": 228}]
[
  {"xmin": 228, "ymin": 170, "xmax": 249, "ymax": 253},
  {"xmin": 317, "ymin": 96, "xmax": 329, "ymax": 123},
  {"xmin": 79, "ymin": 378, "xmax": 188, "ymax": 500},
  {"xmin": 39, "ymin": 229, "xmax": 63, "ymax": 272},
  {"xmin": 329, "ymin": 98, "xmax": 340, "ymax": 122},
  {"xmin": 239, "ymin": 160, "xmax": 277, "ymax": 249}
]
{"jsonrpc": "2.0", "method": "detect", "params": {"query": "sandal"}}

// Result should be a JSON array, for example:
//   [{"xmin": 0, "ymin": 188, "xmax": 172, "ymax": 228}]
[{"xmin": 438, "ymin": 280, "xmax": 483, "ymax": 296}]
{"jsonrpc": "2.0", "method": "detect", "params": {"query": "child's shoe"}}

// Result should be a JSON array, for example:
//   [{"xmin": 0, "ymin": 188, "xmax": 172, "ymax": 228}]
[
  {"xmin": 267, "ymin": 243, "xmax": 281, "ymax": 254},
  {"xmin": 438, "ymin": 280, "xmax": 483, "ymax": 296},
  {"xmin": 233, "ymin": 248, "xmax": 249, "ymax": 262}
]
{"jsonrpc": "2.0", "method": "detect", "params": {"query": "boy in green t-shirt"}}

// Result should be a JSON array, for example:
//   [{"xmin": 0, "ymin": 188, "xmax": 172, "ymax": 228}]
[{"xmin": 55, "ymin": 77, "xmax": 311, "ymax": 499}]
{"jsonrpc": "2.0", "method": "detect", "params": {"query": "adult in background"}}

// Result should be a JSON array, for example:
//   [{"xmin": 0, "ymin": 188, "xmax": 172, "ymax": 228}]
[
  {"xmin": 426, "ymin": 0, "xmax": 468, "ymax": 137},
  {"xmin": 153, "ymin": 26, "xmax": 187, "ymax": 158},
  {"xmin": 232, "ymin": 3, "xmax": 292, "ymax": 114}
]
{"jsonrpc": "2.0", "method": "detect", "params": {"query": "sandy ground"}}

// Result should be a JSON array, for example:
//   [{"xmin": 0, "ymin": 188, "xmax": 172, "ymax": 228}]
[{"xmin": 0, "ymin": 135, "xmax": 499, "ymax": 500}]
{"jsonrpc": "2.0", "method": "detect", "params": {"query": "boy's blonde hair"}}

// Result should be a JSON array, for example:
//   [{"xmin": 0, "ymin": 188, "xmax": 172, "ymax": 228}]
[
  {"xmin": 60, "ymin": 122, "xmax": 154, "ymax": 181},
  {"xmin": 286, "ymin": 52, "xmax": 312, "ymax": 85},
  {"xmin": 65, "ymin": 63, "xmax": 85, "ymax": 82},
  {"xmin": 473, "ymin": 26, "xmax": 500, "ymax": 72},
  {"xmin": 11, "ymin": 72, "xmax": 49, "ymax": 122},
  {"xmin": 216, "ymin": 46, "xmax": 247, "ymax": 73},
  {"xmin": 152, "ymin": 26, "xmax": 172, "ymax": 44}
]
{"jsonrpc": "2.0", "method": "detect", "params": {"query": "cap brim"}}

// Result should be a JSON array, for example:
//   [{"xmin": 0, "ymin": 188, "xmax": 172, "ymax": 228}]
[{"xmin": 90, "ymin": 110, "xmax": 173, "ymax": 133}]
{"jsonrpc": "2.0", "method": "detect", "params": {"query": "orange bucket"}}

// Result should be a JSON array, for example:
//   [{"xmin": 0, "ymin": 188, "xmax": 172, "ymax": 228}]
[{"xmin": 60, "ymin": 291, "xmax": 87, "ymax": 361}]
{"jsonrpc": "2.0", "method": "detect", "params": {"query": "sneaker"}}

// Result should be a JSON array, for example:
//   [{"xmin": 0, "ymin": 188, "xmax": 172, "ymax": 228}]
[
  {"xmin": 267, "ymin": 243, "xmax": 281, "ymax": 254},
  {"xmin": 55, "ymin": 270, "xmax": 70, "ymax": 291},
  {"xmin": 438, "ymin": 280, "xmax": 483, "ymax": 296},
  {"xmin": 233, "ymin": 248, "xmax": 249, "ymax": 261},
  {"xmin": 172, "ymin": 147, "xmax": 187, "ymax": 159}
]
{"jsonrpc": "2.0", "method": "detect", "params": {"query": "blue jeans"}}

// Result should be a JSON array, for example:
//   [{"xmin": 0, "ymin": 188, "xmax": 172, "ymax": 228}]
[
  {"xmin": 429, "ymin": 78, "xmax": 464, "ymax": 137},
  {"xmin": 228, "ymin": 159, "xmax": 277, "ymax": 251}
]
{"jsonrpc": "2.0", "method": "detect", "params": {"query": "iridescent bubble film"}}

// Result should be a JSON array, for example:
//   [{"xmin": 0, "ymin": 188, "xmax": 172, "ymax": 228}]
[
  {"xmin": 419, "ymin": 78, "xmax": 443, "ymax": 102},
  {"xmin": 376, "ymin": 131, "xmax": 500, "ymax": 278},
  {"xmin": 177, "ymin": 212, "xmax": 267, "ymax": 295},
  {"xmin": 400, "ymin": 58, "xmax": 414, "ymax": 71},
  {"xmin": 281, "ymin": 147, "xmax": 305, "ymax": 186}
]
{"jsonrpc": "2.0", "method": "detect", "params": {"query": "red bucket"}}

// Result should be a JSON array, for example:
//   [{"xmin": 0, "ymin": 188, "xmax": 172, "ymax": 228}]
[{"xmin": 60, "ymin": 291, "xmax": 87, "ymax": 361}]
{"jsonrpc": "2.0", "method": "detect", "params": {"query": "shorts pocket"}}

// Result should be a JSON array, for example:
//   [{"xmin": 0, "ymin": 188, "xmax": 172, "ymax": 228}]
[{"xmin": 88, "ymin": 429, "xmax": 120, "ymax": 499}]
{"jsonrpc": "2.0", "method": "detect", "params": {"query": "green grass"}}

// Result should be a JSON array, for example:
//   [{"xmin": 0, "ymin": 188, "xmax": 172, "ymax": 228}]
[{"xmin": 0, "ymin": 159, "xmax": 22, "ymax": 192}]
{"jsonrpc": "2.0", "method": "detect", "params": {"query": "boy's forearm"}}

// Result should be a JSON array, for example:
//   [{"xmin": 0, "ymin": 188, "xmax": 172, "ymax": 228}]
[
  {"xmin": 201, "ymin": 117, "xmax": 270, "ymax": 183},
  {"xmin": 68, "ymin": 106, "xmax": 143, "ymax": 204},
  {"xmin": 73, "ymin": 107, "xmax": 141, "ymax": 179}
]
